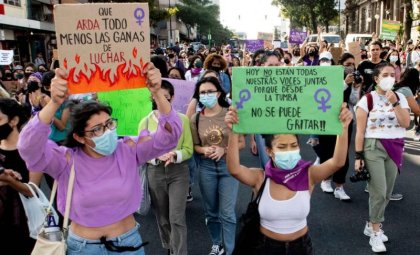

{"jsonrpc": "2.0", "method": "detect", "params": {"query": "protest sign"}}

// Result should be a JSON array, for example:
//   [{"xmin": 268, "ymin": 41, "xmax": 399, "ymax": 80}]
[
  {"xmin": 163, "ymin": 78, "xmax": 195, "ymax": 114},
  {"xmin": 0, "ymin": 50, "xmax": 14, "ymax": 65},
  {"xmin": 244, "ymin": 40, "xmax": 264, "ymax": 53},
  {"xmin": 289, "ymin": 30, "xmax": 307, "ymax": 45},
  {"xmin": 54, "ymin": 3, "xmax": 150, "ymax": 94},
  {"xmin": 98, "ymin": 88, "xmax": 151, "ymax": 136},
  {"xmin": 232, "ymin": 66, "xmax": 344, "ymax": 135},
  {"xmin": 257, "ymin": 32, "xmax": 273, "ymax": 41},
  {"xmin": 381, "ymin": 20, "xmax": 401, "ymax": 40},
  {"xmin": 348, "ymin": 41, "xmax": 361, "ymax": 66}
]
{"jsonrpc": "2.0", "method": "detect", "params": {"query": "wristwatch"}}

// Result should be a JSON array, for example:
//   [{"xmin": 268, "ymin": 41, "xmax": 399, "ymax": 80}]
[{"xmin": 392, "ymin": 101, "xmax": 400, "ymax": 108}]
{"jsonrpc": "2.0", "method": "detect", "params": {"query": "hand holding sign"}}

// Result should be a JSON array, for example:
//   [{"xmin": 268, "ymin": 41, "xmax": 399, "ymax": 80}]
[
  {"xmin": 143, "ymin": 62, "xmax": 161, "ymax": 94},
  {"xmin": 339, "ymin": 103, "xmax": 353, "ymax": 128},
  {"xmin": 51, "ymin": 68, "xmax": 70, "ymax": 105}
]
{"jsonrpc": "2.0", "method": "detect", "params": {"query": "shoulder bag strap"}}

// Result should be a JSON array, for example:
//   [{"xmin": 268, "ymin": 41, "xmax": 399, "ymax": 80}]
[{"xmin": 254, "ymin": 176, "xmax": 268, "ymax": 204}]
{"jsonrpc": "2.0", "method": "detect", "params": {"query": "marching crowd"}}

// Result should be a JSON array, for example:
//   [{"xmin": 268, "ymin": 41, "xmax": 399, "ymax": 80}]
[{"xmin": 0, "ymin": 32, "xmax": 419, "ymax": 255}]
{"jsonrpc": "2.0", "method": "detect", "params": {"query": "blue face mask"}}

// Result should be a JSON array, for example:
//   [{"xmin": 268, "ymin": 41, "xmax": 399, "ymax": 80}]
[
  {"xmin": 89, "ymin": 129, "xmax": 118, "ymax": 156},
  {"xmin": 274, "ymin": 150, "xmax": 301, "ymax": 170},
  {"xmin": 199, "ymin": 94, "xmax": 218, "ymax": 108}
]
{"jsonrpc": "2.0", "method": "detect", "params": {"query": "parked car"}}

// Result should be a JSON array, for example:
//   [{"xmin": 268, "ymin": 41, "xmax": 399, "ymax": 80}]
[
  {"xmin": 304, "ymin": 34, "xmax": 341, "ymax": 47},
  {"xmin": 345, "ymin": 33, "xmax": 372, "ymax": 50}
]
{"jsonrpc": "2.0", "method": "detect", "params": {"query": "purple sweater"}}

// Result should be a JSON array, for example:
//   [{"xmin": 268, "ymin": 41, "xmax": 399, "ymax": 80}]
[{"xmin": 17, "ymin": 109, "xmax": 181, "ymax": 227}]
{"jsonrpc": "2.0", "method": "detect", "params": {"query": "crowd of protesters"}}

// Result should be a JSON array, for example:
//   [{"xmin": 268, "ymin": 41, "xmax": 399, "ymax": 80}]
[{"xmin": 0, "ymin": 28, "xmax": 419, "ymax": 255}]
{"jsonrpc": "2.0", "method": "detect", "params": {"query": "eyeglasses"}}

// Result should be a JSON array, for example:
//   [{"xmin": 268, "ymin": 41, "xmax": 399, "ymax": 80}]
[
  {"xmin": 199, "ymin": 90, "xmax": 218, "ymax": 96},
  {"xmin": 84, "ymin": 118, "xmax": 118, "ymax": 137}
]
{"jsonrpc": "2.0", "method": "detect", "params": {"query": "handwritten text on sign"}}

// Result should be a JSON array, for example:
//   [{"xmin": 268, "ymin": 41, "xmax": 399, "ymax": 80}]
[
  {"xmin": 232, "ymin": 66, "xmax": 344, "ymax": 135},
  {"xmin": 54, "ymin": 3, "xmax": 150, "ymax": 94}
]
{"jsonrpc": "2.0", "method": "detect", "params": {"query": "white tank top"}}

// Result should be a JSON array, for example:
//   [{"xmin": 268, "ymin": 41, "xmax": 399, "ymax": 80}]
[{"xmin": 259, "ymin": 179, "xmax": 311, "ymax": 234}]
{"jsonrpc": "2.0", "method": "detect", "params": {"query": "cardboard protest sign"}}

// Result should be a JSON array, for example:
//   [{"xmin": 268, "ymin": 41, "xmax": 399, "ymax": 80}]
[
  {"xmin": 348, "ymin": 41, "xmax": 361, "ymax": 66},
  {"xmin": 289, "ymin": 30, "xmax": 307, "ymax": 44},
  {"xmin": 244, "ymin": 40, "xmax": 264, "ymax": 53},
  {"xmin": 98, "ymin": 88, "xmax": 151, "ymax": 136},
  {"xmin": 163, "ymin": 78, "xmax": 195, "ymax": 114},
  {"xmin": 232, "ymin": 66, "xmax": 344, "ymax": 135},
  {"xmin": 54, "ymin": 3, "xmax": 150, "ymax": 94},
  {"xmin": 330, "ymin": 47, "xmax": 343, "ymax": 64}
]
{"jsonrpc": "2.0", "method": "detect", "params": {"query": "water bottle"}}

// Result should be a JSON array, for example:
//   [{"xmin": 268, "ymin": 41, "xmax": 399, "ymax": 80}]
[{"xmin": 41, "ymin": 214, "xmax": 62, "ymax": 241}]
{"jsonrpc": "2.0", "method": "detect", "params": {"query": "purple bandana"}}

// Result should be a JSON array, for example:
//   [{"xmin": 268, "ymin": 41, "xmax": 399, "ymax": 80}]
[
  {"xmin": 265, "ymin": 160, "xmax": 312, "ymax": 191},
  {"xmin": 191, "ymin": 68, "xmax": 202, "ymax": 75},
  {"xmin": 379, "ymin": 138, "xmax": 404, "ymax": 173}
]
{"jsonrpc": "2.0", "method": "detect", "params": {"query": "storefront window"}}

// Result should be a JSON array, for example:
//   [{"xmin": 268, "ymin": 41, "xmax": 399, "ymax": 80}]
[{"xmin": 6, "ymin": 0, "xmax": 21, "ymax": 7}]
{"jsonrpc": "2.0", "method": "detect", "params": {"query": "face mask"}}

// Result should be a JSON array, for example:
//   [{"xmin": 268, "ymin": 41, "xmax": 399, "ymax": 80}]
[
  {"xmin": 284, "ymin": 59, "xmax": 291, "ymax": 65},
  {"xmin": 24, "ymin": 72, "xmax": 32, "ymax": 79},
  {"xmin": 273, "ymin": 150, "xmax": 301, "ymax": 170},
  {"xmin": 308, "ymin": 51, "xmax": 315, "ymax": 57},
  {"xmin": 88, "ymin": 129, "xmax": 118, "ymax": 156},
  {"xmin": 361, "ymin": 54, "xmax": 368, "ymax": 59},
  {"xmin": 212, "ymin": 66, "xmax": 221, "ymax": 72},
  {"xmin": 0, "ymin": 122, "xmax": 13, "ymax": 140},
  {"xmin": 344, "ymin": 65, "xmax": 355, "ymax": 76},
  {"xmin": 199, "ymin": 93, "xmax": 218, "ymax": 108},
  {"xmin": 378, "ymin": 76, "xmax": 395, "ymax": 91},
  {"xmin": 320, "ymin": 62, "xmax": 331, "ymax": 66},
  {"xmin": 389, "ymin": 56, "xmax": 398, "ymax": 62},
  {"xmin": 293, "ymin": 51, "xmax": 300, "ymax": 56},
  {"xmin": 168, "ymin": 53, "xmax": 175, "ymax": 59},
  {"xmin": 16, "ymin": 73, "xmax": 24, "ymax": 79}
]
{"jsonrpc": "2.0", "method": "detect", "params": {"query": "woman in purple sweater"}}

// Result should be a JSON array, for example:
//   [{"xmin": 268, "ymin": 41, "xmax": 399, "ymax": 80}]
[{"xmin": 17, "ymin": 63, "xmax": 182, "ymax": 255}]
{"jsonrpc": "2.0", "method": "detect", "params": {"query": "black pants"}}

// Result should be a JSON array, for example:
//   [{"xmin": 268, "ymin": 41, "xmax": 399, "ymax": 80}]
[
  {"xmin": 252, "ymin": 232, "xmax": 314, "ymax": 255},
  {"xmin": 313, "ymin": 120, "xmax": 353, "ymax": 184}
]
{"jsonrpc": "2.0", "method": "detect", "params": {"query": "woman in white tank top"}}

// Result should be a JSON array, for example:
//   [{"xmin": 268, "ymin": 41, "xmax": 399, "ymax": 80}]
[{"xmin": 225, "ymin": 104, "xmax": 353, "ymax": 255}]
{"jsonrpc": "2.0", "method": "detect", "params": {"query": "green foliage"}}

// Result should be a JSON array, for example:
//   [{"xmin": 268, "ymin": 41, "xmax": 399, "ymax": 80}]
[
  {"xmin": 272, "ymin": 0, "xmax": 338, "ymax": 32},
  {"xmin": 176, "ymin": 0, "xmax": 233, "ymax": 44}
]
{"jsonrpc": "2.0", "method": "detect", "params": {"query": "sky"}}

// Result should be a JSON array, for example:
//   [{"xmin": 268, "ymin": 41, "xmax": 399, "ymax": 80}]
[
  {"xmin": 219, "ymin": 0, "xmax": 346, "ymax": 39},
  {"xmin": 219, "ymin": 0, "xmax": 285, "ymax": 39}
]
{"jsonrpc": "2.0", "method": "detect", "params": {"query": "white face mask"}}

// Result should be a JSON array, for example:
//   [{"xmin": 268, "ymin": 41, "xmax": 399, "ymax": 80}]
[
  {"xmin": 378, "ymin": 77, "xmax": 395, "ymax": 91},
  {"xmin": 320, "ymin": 62, "xmax": 331, "ymax": 66},
  {"xmin": 389, "ymin": 56, "xmax": 398, "ymax": 63}
]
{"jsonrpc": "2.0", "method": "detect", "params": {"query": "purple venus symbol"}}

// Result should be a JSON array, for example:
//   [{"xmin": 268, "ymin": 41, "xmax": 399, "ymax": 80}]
[
  {"xmin": 236, "ymin": 89, "xmax": 251, "ymax": 109},
  {"xmin": 134, "ymin": 8, "xmax": 145, "ymax": 26},
  {"xmin": 314, "ymin": 88, "xmax": 332, "ymax": 112}
]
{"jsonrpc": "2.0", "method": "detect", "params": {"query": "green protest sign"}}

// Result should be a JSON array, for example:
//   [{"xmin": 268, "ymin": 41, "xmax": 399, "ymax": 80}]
[
  {"xmin": 98, "ymin": 88, "xmax": 151, "ymax": 136},
  {"xmin": 381, "ymin": 20, "xmax": 401, "ymax": 40},
  {"xmin": 232, "ymin": 66, "xmax": 344, "ymax": 135}
]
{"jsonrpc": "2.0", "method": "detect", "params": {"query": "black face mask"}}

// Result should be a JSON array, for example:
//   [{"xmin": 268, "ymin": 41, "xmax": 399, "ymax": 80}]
[
  {"xmin": 212, "ymin": 66, "xmax": 221, "ymax": 72},
  {"xmin": 24, "ymin": 72, "xmax": 32, "ymax": 79},
  {"xmin": 293, "ymin": 51, "xmax": 300, "ymax": 56},
  {"xmin": 16, "ymin": 73, "xmax": 24, "ymax": 80},
  {"xmin": 0, "ymin": 123, "xmax": 13, "ymax": 141},
  {"xmin": 168, "ymin": 54, "xmax": 175, "ymax": 59},
  {"xmin": 361, "ymin": 54, "xmax": 368, "ymax": 59},
  {"xmin": 308, "ymin": 51, "xmax": 316, "ymax": 57},
  {"xmin": 284, "ymin": 59, "xmax": 291, "ymax": 64}
]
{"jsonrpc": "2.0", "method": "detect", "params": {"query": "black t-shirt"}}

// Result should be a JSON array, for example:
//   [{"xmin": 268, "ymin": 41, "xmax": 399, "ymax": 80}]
[{"xmin": 357, "ymin": 59, "xmax": 387, "ymax": 92}]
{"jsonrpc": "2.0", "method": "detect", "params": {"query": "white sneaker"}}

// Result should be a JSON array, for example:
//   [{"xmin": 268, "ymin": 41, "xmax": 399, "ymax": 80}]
[
  {"xmin": 369, "ymin": 232, "xmax": 387, "ymax": 253},
  {"xmin": 334, "ymin": 187, "xmax": 351, "ymax": 200},
  {"xmin": 364, "ymin": 222, "xmax": 388, "ymax": 242},
  {"xmin": 320, "ymin": 180, "xmax": 333, "ymax": 193},
  {"xmin": 209, "ymin": 244, "xmax": 224, "ymax": 255}
]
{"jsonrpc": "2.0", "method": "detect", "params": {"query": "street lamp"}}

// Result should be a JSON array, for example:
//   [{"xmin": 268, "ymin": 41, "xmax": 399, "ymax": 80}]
[{"xmin": 374, "ymin": 14, "xmax": 380, "ymax": 20}]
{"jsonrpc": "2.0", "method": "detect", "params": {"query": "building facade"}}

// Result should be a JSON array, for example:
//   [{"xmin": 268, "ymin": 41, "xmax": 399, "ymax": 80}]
[{"xmin": 344, "ymin": 0, "xmax": 419, "ymax": 41}]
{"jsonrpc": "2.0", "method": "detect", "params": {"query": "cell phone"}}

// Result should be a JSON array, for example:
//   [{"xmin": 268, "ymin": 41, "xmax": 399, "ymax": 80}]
[{"xmin": 0, "ymin": 167, "xmax": 5, "ymax": 175}]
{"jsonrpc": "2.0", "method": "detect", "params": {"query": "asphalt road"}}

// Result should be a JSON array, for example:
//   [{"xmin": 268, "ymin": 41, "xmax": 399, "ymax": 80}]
[{"xmin": 137, "ymin": 131, "xmax": 420, "ymax": 255}]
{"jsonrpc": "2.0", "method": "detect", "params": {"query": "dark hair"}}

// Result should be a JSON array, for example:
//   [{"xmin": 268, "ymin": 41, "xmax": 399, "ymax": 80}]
[
  {"xmin": 372, "ymin": 62, "xmax": 395, "ymax": 85},
  {"xmin": 194, "ymin": 77, "xmax": 230, "ymax": 108},
  {"xmin": 262, "ymin": 134, "xmax": 299, "ymax": 149},
  {"xmin": 395, "ymin": 68, "xmax": 420, "ymax": 95},
  {"xmin": 24, "ymin": 63, "xmax": 36, "ymax": 71},
  {"xmin": 261, "ymin": 51, "xmax": 280, "ymax": 65},
  {"xmin": 338, "ymin": 53, "xmax": 355, "ymax": 65},
  {"xmin": 284, "ymin": 52, "xmax": 292, "ymax": 59},
  {"xmin": 64, "ymin": 101, "xmax": 112, "ymax": 148},
  {"xmin": 0, "ymin": 98, "xmax": 30, "ymax": 130},
  {"xmin": 41, "ymin": 71, "xmax": 55, "ymax": 87},
  {"xmin": 151, "ymin": 55, "xmax": 168, "ymax": 78},
  {"xmin": 161, "ymin": 80, "xmax": 175, "ymax": 97},
  {"xmin": 168, "ymin": 67, "xmax": 185, "ymax": 80},
  {"xmin": 369, "ymin": 40, "xmax": 383, "ymax": 49},
  {"xmin": 252, "ymin": 49, "xmax": 266, "ymax": 66},
  {"xmin": 385, "ymin": 49, "xmax": 401, "ymax": 67}
]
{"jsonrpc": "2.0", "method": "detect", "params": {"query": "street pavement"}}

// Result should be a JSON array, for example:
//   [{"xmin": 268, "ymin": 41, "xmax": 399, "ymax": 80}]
[{"xmin": 137, "ymin": 130, "xmax": 420, "ymax": 255}]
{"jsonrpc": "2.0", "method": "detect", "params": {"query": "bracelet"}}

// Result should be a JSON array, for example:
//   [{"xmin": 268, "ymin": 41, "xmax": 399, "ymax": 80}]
[
  {"xmin": 355, "ymin": 151, "xmax": 364, "ymax": 160},
  {"xmin": 392, "ymin": 101, "xmax": 400, "ymax": 108}
]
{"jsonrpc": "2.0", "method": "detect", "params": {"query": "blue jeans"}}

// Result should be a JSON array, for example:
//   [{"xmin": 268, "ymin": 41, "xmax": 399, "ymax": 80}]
[
  {"xmin": 198, "ymin": 158, "xmax": 239, "ymax": 255},
  {"xmin": 67, "ymin": 223, "xmax": 145, "ymax": 255}
]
